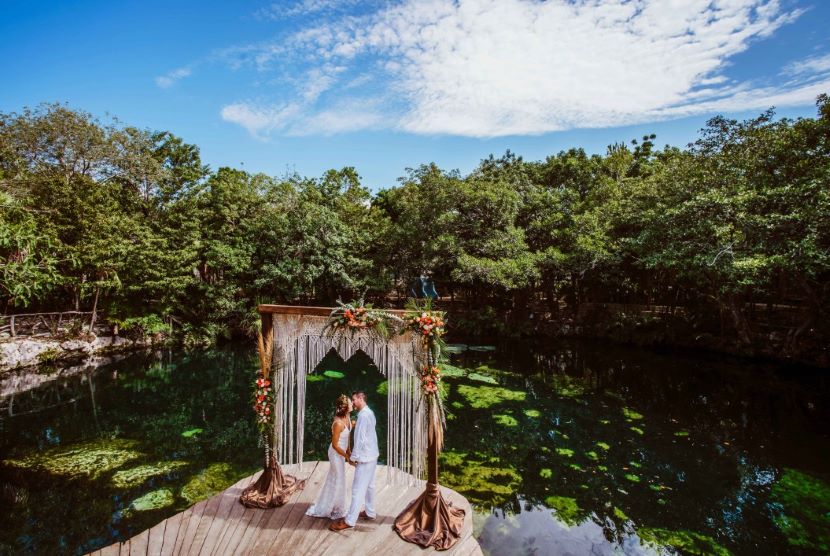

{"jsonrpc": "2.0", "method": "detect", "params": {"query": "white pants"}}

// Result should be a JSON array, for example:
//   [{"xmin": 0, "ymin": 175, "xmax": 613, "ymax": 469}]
[{"xmin": 345, "ymin": 459, "xmax": 377, "ymax": 526}]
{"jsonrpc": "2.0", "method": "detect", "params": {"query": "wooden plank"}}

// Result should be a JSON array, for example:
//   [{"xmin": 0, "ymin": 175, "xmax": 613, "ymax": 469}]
[
  {"xmin": 170, "ymin": 498, "xmax": 208, "ymax": 555},
  {"xmin": 146, "ymin": 519, "xmax": 166, "ymax": 556},
  {"xmin": 258, "ymin": 305, "xmax": 407, "ymax": 316},
  {"xmin": 87, "ymin": 463, "xmax": 482, "ymax": 556},
  {"xmin": 191, "ymin": 474, "xmax": 253, "ymax": 555},
  {"xmin": 206, "ymin": 472, "xmax": 260, "ymax": 556},
  {"xmin": 185, "ymin": 490, "xmax": 225, "ymax": 554},
  {"xmin": 300, "ymin": 466, "xmax": 398, "ymax": 556},
  {"xmin": 159, "ymin": 510, "xmax": 184, "ymax": 556},
  {"xmin": 128, "ymin": 529, "xmax": 148, "ymax": 556},
  {"xmin": 315, "ymin": 471, "xmax": 418, "ymax": 556},
  {"xmin": 230, "ymin": 462, "xmax": 318, "ymax": 555},
  {"xmin": 176, "ymin": 498, "xmax": 210, "ymax": 554},
  {"xmin": 99, "ymin": 542, "xmax": 120, "ymax": 556},
  {"xmin": 251, "ymin": 461, "xmax": 327, "ymax": 555}
]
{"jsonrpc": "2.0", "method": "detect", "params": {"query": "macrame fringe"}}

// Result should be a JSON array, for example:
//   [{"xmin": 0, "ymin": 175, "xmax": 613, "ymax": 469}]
[{"xmin": 272, "ymin": 314, "xmax": 428, "ymax": 485}]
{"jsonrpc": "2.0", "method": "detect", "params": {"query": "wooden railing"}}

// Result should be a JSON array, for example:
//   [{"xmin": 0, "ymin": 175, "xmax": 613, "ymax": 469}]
[{"xmin": 0, "ymin": 311, "xmax": 98, "ymax": 338}]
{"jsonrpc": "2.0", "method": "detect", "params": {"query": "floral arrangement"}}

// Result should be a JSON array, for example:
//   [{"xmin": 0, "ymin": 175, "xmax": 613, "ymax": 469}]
[
  {"xmin": 254, "ymin": 327, "xmax": 276, "ymax": 463},
  {"xmin": 323, "ymin": 298, "xmax": 402, "ymax": 340},
  {"xmin": 408, "ymin": 311, "xmax": 446, "ymax": 339},
  {"xmin": 404, "ymin": 298, "xmax": 447, "ymax": 450},
  {"xmin": 253, "ymin": 376, "xmax": 274, "ymax": 428},
  {"xmin": 419, "ymin": 365, "xmax": 441, "ymax": 395}
]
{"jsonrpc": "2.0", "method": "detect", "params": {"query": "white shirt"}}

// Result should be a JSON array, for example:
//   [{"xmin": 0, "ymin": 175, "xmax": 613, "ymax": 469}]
[{"xmin": 350, "ymin": 406, "xmax": 379, "ymax": 462}]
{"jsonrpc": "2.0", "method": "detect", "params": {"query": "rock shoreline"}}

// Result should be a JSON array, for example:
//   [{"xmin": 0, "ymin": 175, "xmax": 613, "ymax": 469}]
[{"xmin": 0, "ymin": 334, "xmax": 153, "ymax": 372}]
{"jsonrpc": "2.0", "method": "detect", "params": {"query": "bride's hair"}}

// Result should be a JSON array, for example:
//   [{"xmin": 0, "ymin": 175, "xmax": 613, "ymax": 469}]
[{"xmin": 334, "ymin": 394, "xmax": 351, "ymax": 417}]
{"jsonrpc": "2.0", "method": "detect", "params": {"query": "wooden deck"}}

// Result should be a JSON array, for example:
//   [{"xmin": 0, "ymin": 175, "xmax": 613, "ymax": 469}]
[{"xmin": 90, "ymin": 462, "xmax": 483, "ymax": 556}]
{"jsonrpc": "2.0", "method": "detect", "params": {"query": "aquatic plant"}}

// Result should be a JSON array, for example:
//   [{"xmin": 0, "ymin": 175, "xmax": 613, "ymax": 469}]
[
  {"xmin": 112, "ymin": 461, "xmax": 188, "ymax": 489},
  {"xmin": 622, "ymin": 407, "xmax": 643, "ymax": 420},
  {"xmin": 125, "ymin": 488, "xmax": 175, "ymax": 515},
  {"xmin": 770, "ymin": 468, "xmax": 830, "ymax": 552},
  {"xmin": 523, "ymin": 409, "xmax": 541, "ymax": 418},
  {"xmin": 181, "ymin": 462, "xmax": 246, "ymax": 505},
  {"xmin": 439, "ymin": 450, "xmax": 522, "ymax": 507},
  {"xmin": 4, "ymin": 438, "xmax": 141, "ymax": 480},
  {"xmin": 457, "ymin": 384, "xmax": 526, "ymax": 409},
  {"xmin": 638, "ymin": 528, "xmax": 732, "ymax": 556},
  {"xmin": 544, "ymin": 495, "xmax": 585, "ymax": 527},
  {"xmin": 494, "ymin": 414, "xmax": 518, "ymax": 427}
]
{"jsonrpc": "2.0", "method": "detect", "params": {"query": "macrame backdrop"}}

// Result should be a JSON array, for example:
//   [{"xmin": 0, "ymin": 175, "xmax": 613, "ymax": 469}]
[{"xmin": 271, "ymin": 313, "xmax": 428, "ymax": 484}]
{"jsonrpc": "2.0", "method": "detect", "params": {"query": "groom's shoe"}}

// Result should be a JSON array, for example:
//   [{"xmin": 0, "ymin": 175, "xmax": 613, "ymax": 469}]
[
  {"xmin": 329, "ymin": 519, "xmax": 353, "ymax": 531},
  {"xmin": 358, "ymin": 511, "xmax": 375, "ymax": 521}
]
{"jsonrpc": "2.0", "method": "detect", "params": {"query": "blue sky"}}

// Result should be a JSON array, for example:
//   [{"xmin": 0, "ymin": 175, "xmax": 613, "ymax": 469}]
[{"xmin": 2, "ymin": 0, "xmax": 829, "ymax": 190}]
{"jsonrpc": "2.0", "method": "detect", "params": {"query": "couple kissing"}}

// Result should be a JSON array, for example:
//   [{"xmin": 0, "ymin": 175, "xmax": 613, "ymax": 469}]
[{"xmin": 305, "ymin": 391, "xmax": 379, "ymax": 531}]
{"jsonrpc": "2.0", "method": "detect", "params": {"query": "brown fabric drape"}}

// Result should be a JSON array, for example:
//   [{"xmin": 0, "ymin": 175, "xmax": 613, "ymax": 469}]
[
  {"xmin": 239, "ymin": 455, "xmax": 305, "ymax": 508},
  {"xmin": 393, "ymin": 482, "xmax": 465, "ymax": 550}
]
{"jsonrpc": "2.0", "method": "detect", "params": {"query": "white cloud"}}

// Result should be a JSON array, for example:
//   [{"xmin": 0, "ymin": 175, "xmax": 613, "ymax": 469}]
[
  {"xmin": 155, "ymin": 67, "xmax": 192, "ymax": 89},
  {"xmin": 785, "ymin": 53, "xmax": 830, "ymax": 76},
  {"xmin": 222, "ymin": 0, "xmax": 827, "ymax": 138}
]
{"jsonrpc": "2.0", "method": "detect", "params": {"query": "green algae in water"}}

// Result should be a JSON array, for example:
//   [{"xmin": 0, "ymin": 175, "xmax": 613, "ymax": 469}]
[
  {"xmin": 457, "ymin": 384, "xmax": 525, "ymax": 409},
  {"xmin": 585, "ymin": 451, "xmax": 599, "ymax": 461},
  {"xmin": 544, "ymin": 495, "xmax": 584, "ymax": 527},
  {"xmin": 494, "ymin": 414, "xmax": 518, "ymax": 427},
  {"xmin": 468, "ymin": 372, "xmax": 499, "ymax": 385},
  {"xmin": 613, "ymin": 507, "xmax": 629, "ymax": 521},
  {"xmin": 675, "ymin": 430, "xmax": 690, "ymax": 437},
  {"xmin": 181, "ymin": 463, "xmax": 245, "ymax": 505},
  {"xmin": 523, "ymin": 409, "xmax": 541, "ymax": 418},
  {"xmin": 126, "ymin": 488, "xmax": 175, "ymax": 515},
  {"xmin": 625, "ymin": 473, "xmax": 640, "ymax": 482},
  {"xmin": 112, "ymin": 461, "xmax": 189, "ymax": 489},
  {"xmin": 440, "ymin": 363, "xmax": 467, "ymax": 378},
  {"xmin": 181, "ymin": 428, "xmax": 203, "ymax": 438},
  {"xmin": 4, "ymin": 438, "xmax": 142, "ymax": 480},
  {"xmin": 439, "ymin": 450, "xmax": 522, "ymax": 507},
  {"xmin": 638, "ymin": 528, "xmax": 732, "ymax": 556},
  {"xmin": 599, "ymin": 419, "xmax": 611, "ymax": 425},
  {"xmin": 323, "ymin": 370, "xmax": 345, "ymax": 379},
  {"xmin": 377, "ymin": 380, "xmax": 388, "ymax": 395},
  {"xmin": 556, "ymin": 448, "xmax": 574, "ymax": 457},
  {"xmin": 540, "ymin": 468, "xmax": 553, "ymax": 479},
  {"xmin": 770, "ymin": 468, "xmax": 830, "ymax": 552},
  {"xmin": 307, "ymin": 374, "xmax": 325, "ymax": 382},
  {"xmin": 629, "ymin": 461, "xmax": 642, "ymax": 469},
  {"xmin": 596, "ymin": 442, "xmax": 610, "ymax": 450},
  {"xmin": 630, "ymin": 426, "xmax": 644, "ymax": 435},
  {"xmin": 622, "ymin": 407, "xmax": 644, "ymax": 420},
  {"xmin": 568, "ymin": 463, "xmax": 583, "ymax": 471}
]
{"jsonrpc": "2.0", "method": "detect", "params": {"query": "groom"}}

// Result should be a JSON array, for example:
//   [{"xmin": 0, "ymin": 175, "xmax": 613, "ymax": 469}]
[{"xmin": 329, "ymin": 390, "xmax": 378, "ymax": 531}]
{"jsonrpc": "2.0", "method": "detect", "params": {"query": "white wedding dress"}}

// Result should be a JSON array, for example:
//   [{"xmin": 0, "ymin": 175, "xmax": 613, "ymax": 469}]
[{"xmin": 305, "ymin": 421, "xmax": 351, "ymax": 519}]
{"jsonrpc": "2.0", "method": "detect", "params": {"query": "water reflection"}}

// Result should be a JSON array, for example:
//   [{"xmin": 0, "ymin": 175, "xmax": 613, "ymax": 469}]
[{"xmin": 0, "ymin": 340, "xmax": 828, "ymax": 555}]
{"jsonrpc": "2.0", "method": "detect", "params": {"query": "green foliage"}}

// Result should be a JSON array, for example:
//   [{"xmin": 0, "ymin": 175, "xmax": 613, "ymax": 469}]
[{"xmin": 2, "ymin": 99, "xmax": 829, "ymax": 356}]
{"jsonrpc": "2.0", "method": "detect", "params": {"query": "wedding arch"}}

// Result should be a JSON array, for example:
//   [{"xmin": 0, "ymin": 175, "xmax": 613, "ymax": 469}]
[
  {"xmin": 267, "ymin": 304, "xmax": 427, "ymax": 483},
  {"xmin": 239, "ymin": 302, "xmax": 465, "ymax": 550}
]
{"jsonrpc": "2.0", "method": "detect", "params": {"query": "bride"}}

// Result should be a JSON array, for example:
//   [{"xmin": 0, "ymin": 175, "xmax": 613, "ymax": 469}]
[{"xmin": 306, "ymin": 394, "xmax": 353, "ymax": 519}]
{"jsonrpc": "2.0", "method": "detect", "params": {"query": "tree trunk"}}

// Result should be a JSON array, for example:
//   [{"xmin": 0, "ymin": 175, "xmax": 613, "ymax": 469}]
[
  {"xmin": 89, "ymin": 286, "xmax": 100, "ymax": 334},
  {"xmin": 726, "ymin": 293, "xmax": 753, "ymax": 346}
]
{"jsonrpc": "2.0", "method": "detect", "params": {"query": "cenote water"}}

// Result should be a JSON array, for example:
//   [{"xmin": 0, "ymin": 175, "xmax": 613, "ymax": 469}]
[{"xmin": 1, "ymin": 340, "xmax": 829, "ymax": 555}]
